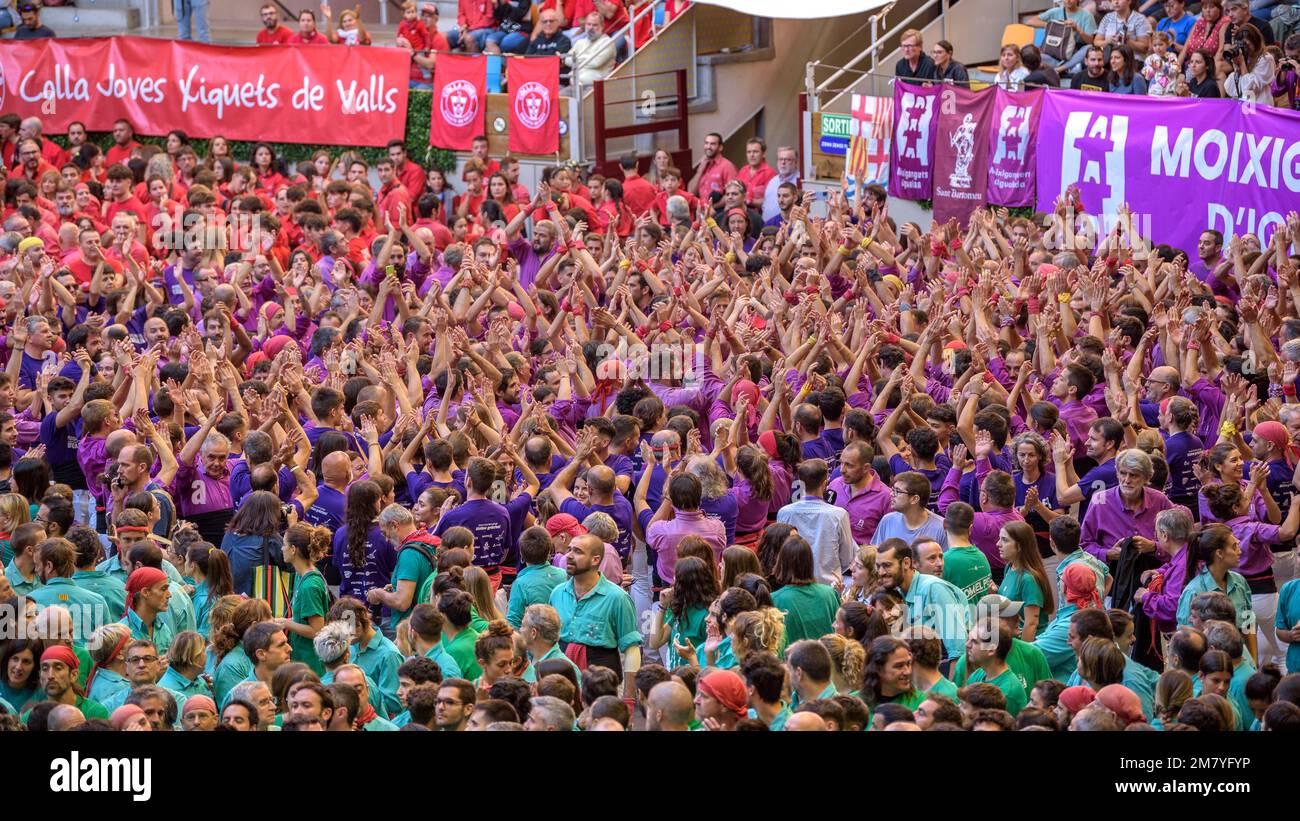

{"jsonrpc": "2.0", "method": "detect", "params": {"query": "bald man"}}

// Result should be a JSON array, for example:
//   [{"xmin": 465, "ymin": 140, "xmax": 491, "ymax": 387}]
[
  {"xmin": 645, "ymin": 681, "xmax": 694, "ymax": 731},
  {"xmin": 783, "ymin": 711, "xmax": 829, "ymax": 731},
  {"xmin": 48, "ymin": 703, "xmax": 87, "ymax": 731},
  {"xmin": 549, "ymin": 533, "xmax": 641, "ymax": 696},
  {"xmin": 307, "ymin": 450, "xmax": 353, "ymax": 532},
  {"xmin": 550, "ymin": 431, "xmax": 635, "ymax": 559},
  {"xmin": 19, "ymin": 116, "xmax": 67, "ymax": 168},
  {"xmin": 1138, "ymin": 366, "xmax": 1182, "ymax": 424}
]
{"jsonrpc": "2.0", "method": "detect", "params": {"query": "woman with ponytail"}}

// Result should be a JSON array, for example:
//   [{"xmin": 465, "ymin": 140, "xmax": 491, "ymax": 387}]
[
  {"xmin": 279, "ymin": 522, "xmax": 334, "ymax": 675},
  {"xmin": 85, "ymin": 622, "xmax": 133, "ymax": 706},
  {"xmin": 820, "ymin": 633, "xmax": 867, "ymax": 698},
  {"xmin": 160, "ymin": 630, "xmax": 214, "ymax": 701},
  {"xmin": 596, "ymin": 178, "xmax": 635, "ymax": 238},
  {"xmin": 728, "ymin": 444, "xmax": 774, "ymax": 550},
  {"xmin": 184, "ymin": 542, "xmax": 234, "ymax": 632},
  {"xmin": 472, "ymin": 619, "xmax": 517, "ymax": 698},
  {"xmin": 212, "ymin": 597, "xmax": 272, "ymax": 707},
  {"xmin": 333, "ymin": 480, "xmax": 396, "ymax": 629},
  {"xmin": 1177, "ymin": 524, "xmax": 1256, "ymax": 649}
]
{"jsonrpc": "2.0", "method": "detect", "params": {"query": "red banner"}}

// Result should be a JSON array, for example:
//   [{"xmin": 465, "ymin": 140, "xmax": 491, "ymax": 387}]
[
  {"xmin": 507, "ymin": 56, "xmax": 560, "ymax": 156},
  {"xmin": 429, "ymin": 54, "xmax": 486, "ymax": 152},
  {"xmin": 0, "ymin": 36, "xmax": 409, "ymax": 147}
]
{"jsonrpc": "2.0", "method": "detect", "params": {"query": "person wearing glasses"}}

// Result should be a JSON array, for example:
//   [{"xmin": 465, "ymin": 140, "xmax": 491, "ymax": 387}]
[
  {"xmin": 894, "ymin": 28, "xmax": 939, "ymax": 81},
  {"xmin": 434, "ymin": 677, "xmax": 477, "ymax": 731},
  {"xmin": 871, "ymin": 472, "xmax": 949, "ymax": 550},
  {"xmin": 101, "ymin": 640, "xmax": 187, "ymax": 720}
]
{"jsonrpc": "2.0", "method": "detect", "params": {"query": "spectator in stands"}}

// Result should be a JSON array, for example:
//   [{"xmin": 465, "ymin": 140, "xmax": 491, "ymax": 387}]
[
  {"xmin": 734, "ymin": 138, "xmax": 775, "ymax": 209},
  {"xmin": 1179, "ymin": 0, "xmax": 1230, "ymax": 64},
  {"xmin": 931, "ymin": 40, "xmax": 970, "ymax": 84},
  {"xmin": 1031, "ymin": 0, "xmax": 1097, "ymax": 74},
  {"xmin": 450, "ymin": 0, "xmax": 497, "ymax": 54},
  {"xmin": 761, "ymin": 146, "xmax": 799, "ymax": 223},
  {"xmin": 490, "ymin": 0, "xmax": 532, "ymax": 53},
  {"xmin": 1179, "ymin": 48, "xmax": 1223, "ymax": 96},
  {"xmin": 256, "ymin": 3, "xmax": 295, "ymax": 44},
  {"xmin": 618, "ymin": 153, "xmax": 657, "ymax": 216},
  {"xmin": 1272, "ymin": 34, "xmax": 1300, "ymax": 109},
  {"xmin": 1156, "ymin": 0, "xmax": 1196, "ymax": 47},
  {"xmin": 1106, "ymin": 44, "xmax": 1150, "ymax": 93},
  {"xmin": 567, "ymin": 11, "xmax": 618, "ymax": 87},
  {"xmin": 174, "ymin": 0, "xmax": 212, "ymax": 44},
  {"xmin": 1222, "ymin": 0, "xmax": 1275, "ymax": 48},
  {"xmin": 1070, "ymin": 46, "xmax": 1111, "ymax": 91},
  {"xmin": 688, "ymin": 132, "xmax": 737, "ymax": 200},
  {"xmin": 1095, "ymin": 0, "xmax": 1153, "ymax": 57},
  {"xmin": 1021, "ymin": 45, "xmax": 1060, "ymax": 87},
  {"xmin": 894, "ymin": 29, "xmax": 939, "ymax": 81},
  {"xmin": 411, "ymin": 4, "xmax": 450, "ymax": 86},
  {"xmin": 1223, "ymin": 24, "xmax": 1276, "ymax": 102},
  {"xmin": 323, "ymin": 3, "xmax": 372, "ymax": 45},
  {"xmin": 994, "ymin": 44, "xmax": 1031, "ymax": 91},
  {"xmin": 290, "ymin": 8, "xmax": 329, "ymax": 44},
  {"xmin": 527, "ymin": 8, "xmax": 574, "ymax": 73},
  {"xmin": 13, "ymin": 2, "xmax": 54, "ymax": 39},
  {"xmin": 1141, "ymin": 30, "xmax": 1182, "ymax": 95}
]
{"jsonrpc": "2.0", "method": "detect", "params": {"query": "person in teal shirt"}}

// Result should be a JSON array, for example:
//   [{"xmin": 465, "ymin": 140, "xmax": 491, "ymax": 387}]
[
  {"xmin": 29, "ymin": 539, "xmax": 110, "ymax": 644},
  {"xmin": 902, "ymin": 626, "xmax": 960, "ymax": 698},
  {"xmin": 521, "ymin": 603, "xmax": 583, "ymax": 683},
  {"xmin": 84, "ymin": 623, "xmax": 133, "ymax": 706},
  {"xmin": 69, "ymin": 531, "xmax": 127, "ymax": 622},
  {"xmin": 964, "ymin": 621, "xmax": 1028, "ymax": 716},
  {"xmin": 278, "ymin": 525, "xmax": 332, "ymax": 676},
  {"xmin": 213, "ymin": 644, "xmax": 253, "ymax": 708},
  {"xmin": 548, "ymin": 535, "xmax": 641, "ymax": 679},
  {"xmin": 949, "ymin": 596, "xmax": 1053, "ymax": 692},
  {"xmin": 4, "ymin": 524, "xmax": 43, "ymax": 596},
  {"xmin": 1176, "ymin": 525, "xmax": 1254, "ymax": 634},
  {"xmin": 121, "ymin": 567, "xmax": 176, "ymax": 655},
  {"xmin": 336, "ymin": 598, "xmax": 404, "ymax": 716},
  {"xmin": 1278, "ymin": 577, "xmax": 1300, "ymax": 675},
  {"xmin": 98, "ymin": 547, "xmax": 185, "ymax": 586},
  {"xmin": 367, "ymin": 506, "xmax": 438, "ymax": 629},
  {"xmin": 741, "ymin": 651, "xmax": 791, "ymax": 730},
  {"xmin": 649, "ymin": 556, "xmax": 715, "ymax": 669},
  {"xmin": 878, "ymin": 541, "xmax": 971, "ymax": 659},
  {"xmin": 1033, "ymin": 602, "xmax": 1080, "ymax": 681},
  {"xmin": 505, "ymin": 527, "xmax": 569, "ymax": 628},
  {"xmin": 0, "ymin": 638, "xmax": 44, "ymax": 711},
  {"xmin": 996, "ymin": 521, "xmax": 1055, "ymax": 642}
]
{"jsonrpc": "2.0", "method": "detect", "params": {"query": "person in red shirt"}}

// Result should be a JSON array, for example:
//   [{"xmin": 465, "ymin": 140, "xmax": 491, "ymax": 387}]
[
  {"xmin": 450, "ymin": 0, "xmax": 496, "ymax": 53},
  {"xmin": 105, "ymin": 120, "xmax": 142, "ymax": 168},
  {"xmin": 13, "ymin": 142, "xmax": 55, "ymax": 188},
  {"xmin": 412, "ymin": 4, "xmax": 451, "ymax": 83},
  {"xmin": 485, "ymin": 173, "xmax": 521, "ymax": 225},
  {"xmin": 736, "ymin": 136, "xmax": 776, "ymax": 210},
  {"xmin": 650, "ymin": 166, "xmax": 698, "ymax": 227},
  {"xmin": 101, "ymin": 165, "xmax": 148, "ymax": 226},
  {"xmin": 0, "ymin": 114, "xmax": 19, "ymax": 169},
  {"xmin": 396, "ymin": 0, "xmax": 430, "ymax": 49},
  {"xmin": 544, "ymin": 166, "xmax": 599, "ymax": 226},
  {"xmin": 104, "ymin": 212, "xmax": 152, "ymax": 269},
  {"xmin": 251, "ymin": 143, "xmax": 289, "ymax": 193},
  {"xmin": 499, "ymin": 156, "xmax": 530, "ymax": 204},
  {"xmin": 595, "ymin": 178, "xmax": 636, "ymax": 237},
  {"xmin": 256, "ymin": 3, "xmax": 295, "ymax": 44},
  {"xmin": 376, "ymin": 158, "xmax": 414, "ymax": 226},
  {"xmin": 387, "ymin": 141, "xmax": 427, "ymax": 199},
  {"xmin": 64, "ymin": 227, "xmax": 123, "ymax": 287},
  {"xmin": 569, "ymin": 0, "xmax": 628, "ymax": 39},
  {"xmin": 688, "ymin": 132, "xmax": 737, "ymax": 200},
  {"xmin": 17, "ymin": 118, "xmax": 67, "ymax": 170},
  {"xmin": 454, "ymin": 166, "xmax": 488, "ymax": 220},
  {"xmin": 289, "ymin": 9, "xmax": 329, "ymax": 44},
  {"xmin": 463, "ymin": 136, "xmax": 501, "ymax": 182},
  {"xmin": 617, "ymin": 152, "xmax": 657, "ymax": 216}
]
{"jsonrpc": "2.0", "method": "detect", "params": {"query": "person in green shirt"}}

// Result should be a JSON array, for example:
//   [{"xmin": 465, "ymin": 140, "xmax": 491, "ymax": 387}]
[
  {"xmin": 860, "ymin": 635, "xmax": 924, "ymax": 721},
  {"xmin": 160, "ymin": 631, "xmax": 215, "ymax": 703},
  {"xmin": 121, "ymin": 567, "xmax": 175, "ymax": 655},
  {"xmin": 33, "ymin": 645, "xmax": 110, "ymax": 721},
  {"xmin": 506, "ymin": 526, "xmax": 571, "ymax": 629},
  {"xmin": 335, "ymin": 664, "xmax": 399, "ymax": 731},
  {"xmin": 649, "ymin": 556, "xmax": 717, "ymax": 670},
  {"xmin": 951, "ymin": 595, "xmax": 1053, "ymax": 692},
  {"xmin": 29, "ymin": 537, "xmax": 110, "ymax": 644},
  {"xmin": 940, "ymin": 504, "xmax": 994, "ymax": 608},
  {"xmin": 391, "ymin": 656, "xmax": 444, "ymax": 727},
  {"xmin": 4, "ymin": 522, "xmax": 44, "ymax": 597},
  {"xmin": 438, "ymin": 589, "xmax": 483, "ymax": 680},
  {"xmin": 770, "ymin": 536, "xmax": 840, "ymax": 645},
  {"xmin": 84, "ymin": 622, "xmax": 134, "ymax": 707},
  {"xmin": 181, "ymin": 540, "xmax": 235, "ymax": 634},
  {"xmin": 213, "ymin": 598, "xmax": 273, "ymax": 707},
  {"xmin": 741, "ymin": 651, "xmax": 792, "ymax": 730},
  {"xmin": 277, "ymin": 523, "xmax": 331, "ymax": 676},
  {"xmin": 367, "ymin": 504, "xmax": 438, "ymax": 628},
  {"xmin": 964, "ymin": 620, "xmax": 1028, "ymax": 716},
  {"xmin": 548, "ymin": 534, "xmax": 642, "ymax": 696}
]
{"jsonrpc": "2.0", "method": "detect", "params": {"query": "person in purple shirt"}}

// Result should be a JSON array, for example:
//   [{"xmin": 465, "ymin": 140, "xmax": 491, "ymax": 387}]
[
  {"xmin": 794, "ymin": 403, "xmax": 834, "ymax": 462},
  {"xmin": 1052, "ymin": 417, "xmax": 1123, "ymax": 520},
  {"xmin": 1079, "ymin": 449, "xmax": 1177, "ymax": 565},
  {"xmin": 433, "ymin": 455, "xmax": 536, "ymax": 581},
  {"xmin": 1050, "ymin": 362, "xmax": 1099, "ymax": 456},
  {"xmin": 826, "ymin": 441, "xmax": 891, "ymax": 546},
  {"xmin": 690, "ymin": 456, "xmax": 738, "ymax": 546},
  {"xmin": 169, "ymin": 411, "xmax": 237, "ymax": 547},
  {"xmin": 1197, "ymin": 442, "xmax": 1272, "ymax": 525},
  {"xmin": 502, "ymin": 191, "xmax": 560, "ymax": 290},
  {"xmin": 878, "ymin": 402, "xmax": 951, "ymax": 514},
  {"xmin": 726, "ymin": 444, "xmax": 777, "ymax": 547},
  {"xmin": 1006, "ymin": 432, "xmax": 1060, "ymax": 557},
  {"xmin": 332, "ymin": 479, "xmax": 398, "ymax": 626},
  {"xmin": 1137, "ymin": 507, "xmax": 1196, "ymax": 632},
  {"xmin": 1160, "ymin": 396, "xmax": 1205, "ymax": 511},
  {"xmin": 549, "ymin": 433, "xmax": 634, "ymax": 560},
  {"xmin": 939, "ymin": 440, "xmax": 1025, "ymax": 577}
]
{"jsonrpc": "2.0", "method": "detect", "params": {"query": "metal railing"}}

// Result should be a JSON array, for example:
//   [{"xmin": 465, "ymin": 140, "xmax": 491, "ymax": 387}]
[{"xmin": 570, "ymin": 0, "xmax": 672, "ymax": 89}]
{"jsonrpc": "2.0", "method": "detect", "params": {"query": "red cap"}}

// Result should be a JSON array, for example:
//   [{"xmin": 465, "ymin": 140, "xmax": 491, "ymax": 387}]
[{"xmin": 545, "ymin": 513, "xmax": 587, "ymax": 538}]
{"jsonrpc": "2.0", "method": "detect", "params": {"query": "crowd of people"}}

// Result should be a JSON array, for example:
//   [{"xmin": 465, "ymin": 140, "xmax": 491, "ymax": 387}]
[
  {"xmin": 895, "ymin": 0, "xmax": 1300, "ymax": 106},
  {"xmin": 2, "ymin": 99, "xmax": 1300, "ymax": 733}
]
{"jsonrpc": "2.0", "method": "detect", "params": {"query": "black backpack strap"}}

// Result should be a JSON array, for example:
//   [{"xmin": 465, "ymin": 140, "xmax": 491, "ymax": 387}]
[{"xmin": 398, "ymin": 540, "xmax": 438, "ymax": 570}]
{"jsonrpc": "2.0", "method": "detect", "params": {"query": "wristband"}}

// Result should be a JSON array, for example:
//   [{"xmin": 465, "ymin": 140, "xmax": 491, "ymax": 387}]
[
  {"xmin": 618, "ymin": 260, "xmax": 632, "ymax": 270},
  {"xmin": 842, "ymin": 289, "xmax": 857, "ymax": 301},
  {"xmin": 726, "ymin": 252, "xmax": 737, "ymax": 263},
  {"xmin": 1284, "ymin": 383, "xmax": 1297, "ymax": 396},
  {"xmin": 1057, "ymin": 292, "xmax": 1071, "ymax": 303},
  {"xmin": 659, "ymin": 321, "xmax": 672, "ymax": 332},
  {"xmin": 1269, "ymin": 383, "xmax": 1284, "ymax": 399},
  {"xmin": 898, "ymin": 303, "xmax": 911, "ymax": 312},
  {"xmin": 706, "ymin": 218, "xmax": 718, "ymax": 230},
  {"xmin": 838, "ymin": 245, "xmax": 852, "ymax": 256},
  {"xmin": 859, "ymin": 237, "xmax": 872, "ymax": 250},
  {"xmin": 1186, "ymin": 340, "xmax": 1201, "ymax": 350},
  {"xmin": 1219, "ymin": 420, "xmax": 1238, "ymax": 438},
  {"xmin": 885, "ymin": 333, "xmax": 900, "ymax": 344}
]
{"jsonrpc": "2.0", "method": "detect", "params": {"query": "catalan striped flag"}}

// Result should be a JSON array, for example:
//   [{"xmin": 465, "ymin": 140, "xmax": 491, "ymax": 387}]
[{"xmin": 846, "ymin": 93, "xmax": 894, "ymax": 196}]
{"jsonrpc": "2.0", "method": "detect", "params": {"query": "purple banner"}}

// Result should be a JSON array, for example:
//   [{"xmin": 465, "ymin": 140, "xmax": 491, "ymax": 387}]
[
  {"xmin": 889, "ymin": 81, "xmax": 940, "ymax": 200},
  {"xmin": 1036, "ymin": 90, "xmax": 1300, "ymax": 252},
  {"xmin": 987, "ymin": 87, "xmax": 1043, "ymax": 207},
  {"xmin": 932, "ymin": 86, "xmax": 995, "ymax": 228}
]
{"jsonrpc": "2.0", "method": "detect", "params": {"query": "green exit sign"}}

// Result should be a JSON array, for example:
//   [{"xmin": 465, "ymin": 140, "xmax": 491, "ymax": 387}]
[{"xmin": 820, "ymin": 113, "xmax": 852, "ymax": 138}]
